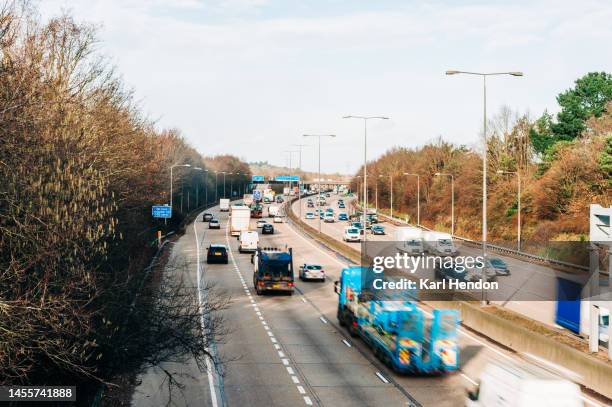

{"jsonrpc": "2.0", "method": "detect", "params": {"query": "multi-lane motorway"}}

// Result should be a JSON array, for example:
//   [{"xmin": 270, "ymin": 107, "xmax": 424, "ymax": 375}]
[
  {"xmin": 293, "ymin": 195, "xmax": 569, "ymax": 328},
  {"xmin": 132, "ymin": 197, "xmax": 607, "ymax": 407}
]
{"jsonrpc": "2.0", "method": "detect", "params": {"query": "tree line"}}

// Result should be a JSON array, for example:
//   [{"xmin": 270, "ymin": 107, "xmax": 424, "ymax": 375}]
[
  {"xmin": 354, "ymin": 72, "xmax": 611, "ymax": 247},
  {"xmin": 0, "ymin": 3, "xmax": 247, "ymax": 404}
]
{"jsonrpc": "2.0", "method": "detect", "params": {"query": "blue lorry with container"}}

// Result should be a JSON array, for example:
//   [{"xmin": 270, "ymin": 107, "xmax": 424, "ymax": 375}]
[{"xmin": 334, "ymin": 266, "xmax": 460, "ymax": 374}]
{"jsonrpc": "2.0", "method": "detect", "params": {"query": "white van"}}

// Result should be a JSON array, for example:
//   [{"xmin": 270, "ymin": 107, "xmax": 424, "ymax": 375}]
[
  {"xmin": 423, "ymin": 231, "xmax": 458, "ymax": 256},
  {"xmin": 268, "ymin": 205, "xmax": 281, "ymax": 217},
  {"xmin": 238, "ymin": 230, "xmax": 259, "ymax": 253},
  {"xmin": 466, "ymin": 360, "xmax": 583, "ymax": 407},
  {"xmin": 395, "ymin": 227, "xmax": 424, "ymax": 255},
  {"xmin": 343, "ymin": 227, "xmax": 361, "ymax": 242}
]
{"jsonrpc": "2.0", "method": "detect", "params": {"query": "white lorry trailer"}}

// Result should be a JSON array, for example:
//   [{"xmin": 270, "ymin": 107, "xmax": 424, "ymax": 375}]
[
  {"xmin": 395, "ymin": 226, "xmax": 425, "ymax": 255},
  {"xmin": 230, "ymin": 205, "xmax": 251, "ymax": 236},
  {"xmin": 220, "ymin": 198, "xmax": 230, "ymax": 212}
]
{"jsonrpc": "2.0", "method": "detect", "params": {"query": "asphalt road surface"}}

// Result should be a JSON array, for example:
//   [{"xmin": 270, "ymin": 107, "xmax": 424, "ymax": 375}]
[{"xmin": 132, "ymin": 199, "xmax": 607, "ymax": 407}]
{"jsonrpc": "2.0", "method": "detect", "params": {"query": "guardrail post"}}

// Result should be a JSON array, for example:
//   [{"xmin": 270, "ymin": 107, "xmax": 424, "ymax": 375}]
[{"xmin": 588, "ymin": 244, "xmax": 600, "ymax": 353}]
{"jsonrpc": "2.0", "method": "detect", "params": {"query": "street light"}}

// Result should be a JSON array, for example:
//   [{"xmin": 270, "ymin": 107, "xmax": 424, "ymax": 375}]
[
  {"xmin": 220, "ymin": 171, "xmax": 228, "ymax": 198},
  {"xmin": 303, "ymin": 134, "xmax": 336, "ymax": 233},
  {"xmin": 292, "ymin": 144, "xmax": 312, "ymax": 221},
  {"xmin": 434, "ymin": 172, "xmax": 454, "ymax": 236},
  {"xmin": 445, "ymin": 69, "xmax": 523, "ymax": 292},
  {"xmin": 284, "ymin": 150, "xmax": 299, "ymax": 198},
  {"xmin": 170, "ymin": 163, "xmax": 191, "ymax": 209},
  {"xmin": 403, "ymin": 173, "xmax": 420, "ymax": 225},
  {"xmin": 193, "ymin": 167, "xmax": 204, "ymax": 208},
  {"xmin": 343, "ymin": 115, "xmax": 389, "ymax": 243},
  {"xmin": 497, "ymin": 170, "xmax": 522, "ymax": 251},
  {"xmin": 214, "ymin": 171, "xmax": 219, "ymax": 203}
]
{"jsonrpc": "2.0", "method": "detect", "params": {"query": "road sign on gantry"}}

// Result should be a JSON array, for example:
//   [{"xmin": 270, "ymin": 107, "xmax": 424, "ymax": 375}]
[
  {"xmin": 275, "ymin": 175, "xmax": 300, "ymax": 182},
  {"xmin": 152, "ymin": 205, "xmax": 172, "ymax": 219},
  {"xmin": 252, "ymin": 175, "xmax": 265, "ymax": 182}
]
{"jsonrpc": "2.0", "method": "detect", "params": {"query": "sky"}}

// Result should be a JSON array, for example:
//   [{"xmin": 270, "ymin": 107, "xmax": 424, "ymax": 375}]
[{"xmin": 39, "ymin": 0, "xmax": 612, "ymax": 174}]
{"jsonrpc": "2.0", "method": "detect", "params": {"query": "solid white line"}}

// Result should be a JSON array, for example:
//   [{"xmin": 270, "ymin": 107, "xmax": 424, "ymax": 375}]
[
  {"xmin": 297, "ymin": 385, "xmax": 306, "ymax": 394},
  {"xmin": 375, "ymin": 371, "xmax": 389, "ymax": 384},
  {"xmin": 460, "ymin": 373, "xmax": 478, "ymax": 386},
  {"xmin": 342, "ymin": 339, "xmax": 352, "ymax": 347},
  {"xmin": 194, "ymin": 218, "xmax": 219, "ymax": 407},
  {"xmin": 319, "ymin": 316, "xmax": 328, "ymax": 324},
  {"xmin": 303, "ymin": 396, "xmax": 313, "ymax": 405}
]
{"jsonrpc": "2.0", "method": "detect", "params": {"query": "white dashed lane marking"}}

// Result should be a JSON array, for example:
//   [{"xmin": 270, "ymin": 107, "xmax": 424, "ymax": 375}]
[{"xmin": 225, "ymin": 222, "xmax": 316, "ymax": 406}]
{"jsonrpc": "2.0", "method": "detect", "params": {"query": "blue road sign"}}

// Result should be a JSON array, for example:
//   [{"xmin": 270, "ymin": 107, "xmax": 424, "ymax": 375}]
[
  {"xmin": 152, "ymin": 205, "xmax": 172, "ymax": 219},
  {"xmin": 253, "ymin": 190, "xmax": 262, "ymax": 201},
  {"xmin": 275, "ymin": 175, "xmax": 300, "ymax": 182},
  {"xmin": 252, "ymin": 175, "xmax": 265, "ymax": 182}
]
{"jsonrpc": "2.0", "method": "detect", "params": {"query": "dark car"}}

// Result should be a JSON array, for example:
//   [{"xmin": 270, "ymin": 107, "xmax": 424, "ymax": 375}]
[
  {"xmin": 202, "ymin": 213, "xmax": 213, "ymax": 222},
  {"xmin": 276, "ymin": 196, "xmax": 284, "ymax": 203},
  {"xmin": 209, "ymin": 219, "xmax": 220, "ymax": 229},
  {"xmin": 371, "ymin": 225, "xmax": 385, "ymax": 235},
  {"xmin": 207, "ymin": 244, "xmax": 228, "ymax": 264},
  {"xmin": 262, "ymin": 223, "xmax": 275, "ymax": 234},
  {"xmin": 487, "ymin": 257, "xmax": 510, "ymax": 276}
]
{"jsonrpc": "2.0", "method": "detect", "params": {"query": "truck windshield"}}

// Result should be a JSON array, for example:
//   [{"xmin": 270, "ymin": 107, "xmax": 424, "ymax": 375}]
[
  {"xmin": 407, "ymin": 240, "xmax": 421, "ymax": 246},
  {"xmin": 438, "ymin": 239, "xmax": 453, "ymax": 247}
]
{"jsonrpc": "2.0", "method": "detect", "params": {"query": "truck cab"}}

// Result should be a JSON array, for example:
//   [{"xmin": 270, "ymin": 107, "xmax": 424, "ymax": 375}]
[{"xmin": 252, "ymin": 247, "xmax": 294, "ymax": 295}]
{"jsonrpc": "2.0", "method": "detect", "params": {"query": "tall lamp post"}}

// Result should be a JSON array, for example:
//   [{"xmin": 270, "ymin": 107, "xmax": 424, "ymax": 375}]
[
  {"xmin": 497, "ymin": 170, "xmax": 522, "ymax": 251},
  {"xmin": 284, "ymin": 150, "xmax": 299, "ymax": 198},
  {"xmin": 214, "ymin": 171, "xmax": 219, "ymax": 204},
  {"xmin": 403, "ymin": 173, "xmax": 420, "ymax": 225},
  {"xmin": 434, "ymin": 172, "xmax": 454, "ymax": 235},
  {"xmin": 303, "ymin": 134, "xmax": 336, "ymax": 233},
  {"xmin": 292, "ymin": 144, "xmax": 312, "ymax": 222},
  {"xmin": 446, "ymin": 70, "xmax": 523, "ymax": 302},
  {"xmin": 203, "ymin": 169, "xmax": 209, "ymax": 206},
  {"xmin": 221, "ymin": 171, "xmax": 227, "ymax": 198},
  {"xmin": 170, "ymin": 163, "xmax": 191, "ymax": 209},
  {"xmin": 343, "ymin": 115, "xmax": 389, "ymax": 243},
  {"xmin": 193, "ymin": 167, "xmax": 204, "ymax": 207}
]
